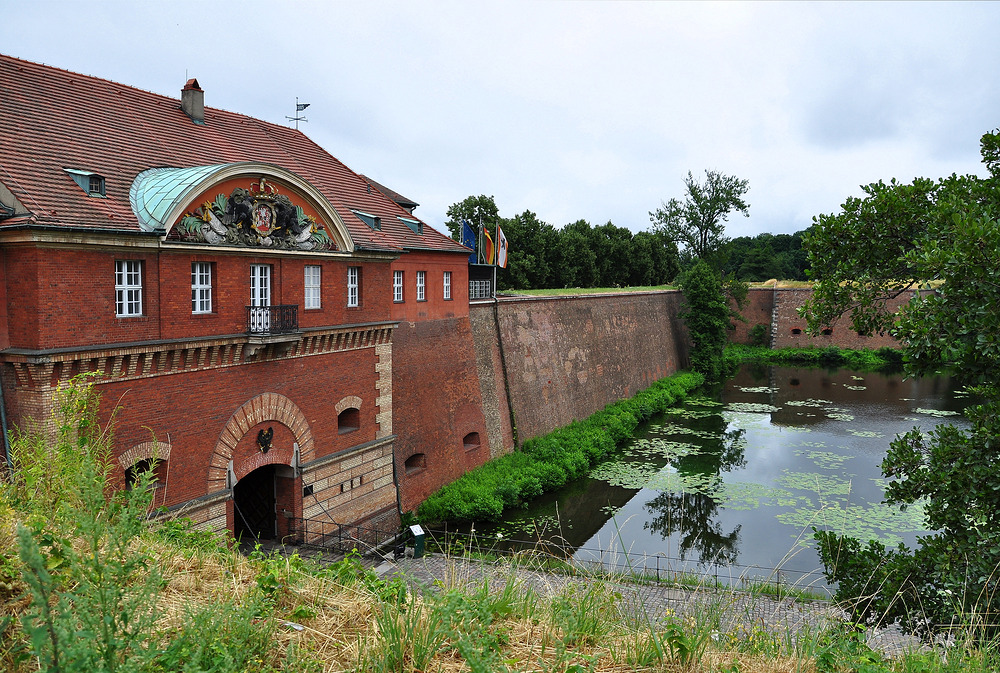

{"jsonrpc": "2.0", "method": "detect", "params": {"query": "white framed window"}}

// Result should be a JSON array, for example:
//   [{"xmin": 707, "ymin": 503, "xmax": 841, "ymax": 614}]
[
  {"xmin": 250, "ymin": 264, "xmax": 271, "ymax": 307},
  {"xmin": 249, "ymin": 264, "xmax": 272, "ymax": 332},
  {"xmin": 115, "ymin": 260, "xmax": 142, "ymax": 317},
  {"xmin": 443, "ymin": 271, "xmax": 452, "ymax": 300},
  {"xmin": 304, "ymin": 265, "xmax": 321, "ymax": 309},
  {"xmin": 393, "ymin": 270, "xmax": 404, "ymax": 302},
  {"xmin": 416, "ymin": 271, "xmax": 426, "ymax": 301},
  {"xmin": 347, "ymin": 266, "xmax": 360, "ymax": 307},
  {"xmin": 191, "ymin": 262, "xmax": 212, "ymax": 314}
]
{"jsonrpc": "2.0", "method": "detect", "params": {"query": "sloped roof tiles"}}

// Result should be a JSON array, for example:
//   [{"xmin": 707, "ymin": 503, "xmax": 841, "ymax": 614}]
[{"xmin": 0, "ymin": 53, "xmax": 467, "ymax": 254}]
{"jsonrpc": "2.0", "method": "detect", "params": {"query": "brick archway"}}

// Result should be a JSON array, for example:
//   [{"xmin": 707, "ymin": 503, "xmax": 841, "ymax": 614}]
[
  {"xmin": 118, "ymin": 440, "xmax": 171, "ymax": 469},
  {"xmin": 207, "ymin": 392, "xmax": 314, "ymax": 493}
]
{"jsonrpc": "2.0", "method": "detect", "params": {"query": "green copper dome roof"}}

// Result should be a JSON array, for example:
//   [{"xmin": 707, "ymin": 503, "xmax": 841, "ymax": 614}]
[{"xmin": 130, "ymin": 164, "xmax": 231, "ymax": 233}]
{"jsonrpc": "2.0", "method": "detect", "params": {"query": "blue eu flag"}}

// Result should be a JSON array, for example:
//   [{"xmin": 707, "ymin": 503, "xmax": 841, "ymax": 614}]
[{"xmin": 461, "ymin": 220, "xmax": 477, "ymax": 264}]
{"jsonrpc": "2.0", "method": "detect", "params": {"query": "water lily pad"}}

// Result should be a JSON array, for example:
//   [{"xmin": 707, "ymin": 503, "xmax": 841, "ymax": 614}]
[
  {"xmin": 913, "ymin": 407, "xmax": 960, "ymax": 417},
  {"xmin": 786, "ymin": 399, "xmax": 833, "ymax": 407},
  {"xmin": 726, "ymin": 402, "xmax": 781, "ymax": 413},
  {"xmin": 736, "ymin": 386, "xmax": 779, "ymax": 393}
]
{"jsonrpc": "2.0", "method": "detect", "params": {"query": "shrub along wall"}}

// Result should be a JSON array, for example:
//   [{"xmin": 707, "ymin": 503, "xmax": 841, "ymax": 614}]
[
  {"xmin": 724, "ymin": 344, "xmax": 903, "ymax": 371},
  {"xmin": 416, "ymin": 370, "xmax": 704, "ymax": 523}
]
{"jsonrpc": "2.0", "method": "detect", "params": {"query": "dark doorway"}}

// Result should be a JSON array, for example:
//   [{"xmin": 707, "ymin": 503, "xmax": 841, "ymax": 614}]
[{"xmin": 233, "ymin": 464, "xmax": 276, "ymax": 541}]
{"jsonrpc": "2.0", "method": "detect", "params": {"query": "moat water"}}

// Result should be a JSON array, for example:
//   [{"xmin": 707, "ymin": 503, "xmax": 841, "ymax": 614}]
[{"xmin": 479, "ymin": 364, "xmax": 972, "ymax": 592}]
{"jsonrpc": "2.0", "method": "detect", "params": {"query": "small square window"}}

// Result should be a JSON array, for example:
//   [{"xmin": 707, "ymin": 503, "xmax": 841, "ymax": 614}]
[
  {"xmin": 398, "ymin": 216, "xmax": 423, "ymax": 234},
  {"xmin": 65, "ymin": 168, "xmax": 105, "ymax": 197},
  {"xmin": 352, "ymin": 210, "xmax": 381, "ymax": 231},
  {"xmin": 304, "ymin": 265, "xmax": 321, "ymax": 309}
]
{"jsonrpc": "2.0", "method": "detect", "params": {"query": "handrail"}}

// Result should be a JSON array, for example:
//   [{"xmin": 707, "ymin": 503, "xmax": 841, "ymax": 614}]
[{"xmin": 246, "ymin": 304, "xmax": 298, "ymax": 335}]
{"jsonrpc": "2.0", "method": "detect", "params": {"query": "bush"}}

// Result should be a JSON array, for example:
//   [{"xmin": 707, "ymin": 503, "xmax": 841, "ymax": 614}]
[{"xmin": 416, "ymin": 370, "xmax": 704, "ymax": 524}]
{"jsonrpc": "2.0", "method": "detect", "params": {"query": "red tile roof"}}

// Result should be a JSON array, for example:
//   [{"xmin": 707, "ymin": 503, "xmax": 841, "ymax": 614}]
[{"xmin": 0, "ymin": 54, "xmax": 468, "ymax": 254}]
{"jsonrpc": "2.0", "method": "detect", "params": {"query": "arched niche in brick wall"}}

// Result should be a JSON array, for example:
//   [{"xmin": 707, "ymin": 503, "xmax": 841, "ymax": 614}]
[{"xmin": 207, "ymin": 392, "xmax": 314, "ymax": 493}]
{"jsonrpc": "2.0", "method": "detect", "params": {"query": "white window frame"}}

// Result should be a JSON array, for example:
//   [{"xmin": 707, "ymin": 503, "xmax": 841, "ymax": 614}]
[
  {"xmin": 347, "ymin": 266, "xmax": 360, "ymax": 307},
  {"xmin": 416, "ymin": 270, "xmax": 426, "ymax": 301},
  {"xmin": 304, "ymin": 265, "xmax": 321, "ymax": 309},
  {"xmin": 249, "ymin": 264, "xmax": 272, "ymax": 332},
  {"xmin": 115, "ymin": 260, "xmax": 142, "ymax": 317},
  {"xmin": 191, "ymin": 262, "xmax": 212, "ymax": 314},
  {"xmin": 443, "ymin": 271, "xmax": 452, "ymax": 300},
  {"xmin": 393, "ymin": 270, "xmax": 404, "ymax": 303}
]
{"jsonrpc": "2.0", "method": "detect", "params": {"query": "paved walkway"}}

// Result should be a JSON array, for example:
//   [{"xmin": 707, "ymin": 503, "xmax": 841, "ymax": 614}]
[{"xmin": 377, "ymin": 553, "xmax": 921, "ymax": 657}]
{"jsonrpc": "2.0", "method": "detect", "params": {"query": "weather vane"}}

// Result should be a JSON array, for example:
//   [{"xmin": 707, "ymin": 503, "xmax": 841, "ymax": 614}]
[{"xmin": 286, "ymin": 97, "xmax": 310, "ymax": 130}]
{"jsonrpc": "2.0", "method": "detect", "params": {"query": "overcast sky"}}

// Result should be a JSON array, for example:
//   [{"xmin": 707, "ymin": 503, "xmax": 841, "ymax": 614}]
[{"xmin": 7, "ymin": 1, "xmax": 999, "ymax": 238}]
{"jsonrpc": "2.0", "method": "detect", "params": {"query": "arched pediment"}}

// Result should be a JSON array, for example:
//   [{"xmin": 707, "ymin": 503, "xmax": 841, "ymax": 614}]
[{"xmin": 130, "ymin": 162, "xmax": 354, "ymax": 252}]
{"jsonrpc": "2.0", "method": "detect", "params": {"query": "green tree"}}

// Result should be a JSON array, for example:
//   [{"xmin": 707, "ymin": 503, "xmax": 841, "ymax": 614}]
[
  {"xmin": 444, "ymin": 195, "xmax": 500, "ymax": 242},
  {"xmin": 804, "ymin": 129, "xmax": 1000, "ymax": 637},
  {"xmin": 680, "ymin": 260, "xmax": 729, "ymax": 382},
  {"xmin": 649, "ymin": 170, "xmax": 750, "ymax": 267},
  {"xmin": 498, "ymin": 210, "xmax": 558, "ymax": 291},
  {"xmin": 553, "ymin": 221, "xmax": 598, "ymax": 288}
]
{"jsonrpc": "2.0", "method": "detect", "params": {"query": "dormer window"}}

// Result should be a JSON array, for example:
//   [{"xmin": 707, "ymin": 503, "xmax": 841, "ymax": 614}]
[
  {"xmin": 65, "ymin": 168, "xmax": 105, "ymax": 197},
  {"xmin": 352, "ymin": 209, "xmax": 381, "ymax": 231},
  {"xmin": 399, "ymin": 216, "xmax": 422, "ymax": 234}
]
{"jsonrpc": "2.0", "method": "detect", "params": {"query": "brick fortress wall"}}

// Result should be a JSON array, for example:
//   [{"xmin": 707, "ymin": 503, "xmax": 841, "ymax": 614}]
[{"xmin": 470, "ymin": 292, "xmax": 688, "ymax": 445}]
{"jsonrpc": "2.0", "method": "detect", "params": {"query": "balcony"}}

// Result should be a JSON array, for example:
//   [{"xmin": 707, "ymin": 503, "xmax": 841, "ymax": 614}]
[{"xmin": 245, "ymin": 305, "xmax": 300, "ymax": 356}]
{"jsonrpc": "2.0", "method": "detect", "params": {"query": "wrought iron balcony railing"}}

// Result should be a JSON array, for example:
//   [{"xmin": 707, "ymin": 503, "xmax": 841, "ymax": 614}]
[{"xmin": 246, "ymin": 305, "xmax": 298, "ymax": 336}]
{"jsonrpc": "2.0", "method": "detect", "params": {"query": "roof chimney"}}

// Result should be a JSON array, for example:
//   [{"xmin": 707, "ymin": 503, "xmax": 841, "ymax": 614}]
[{"xmin": 181, "ymin": 78, "xmax": 204, "ymax": 124}]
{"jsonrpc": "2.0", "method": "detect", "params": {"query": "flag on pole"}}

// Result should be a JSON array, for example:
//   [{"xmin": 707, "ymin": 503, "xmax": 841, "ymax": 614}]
[
  {"xmin": 296, "ymin": 103, "xmax": 311, "ymax": 111},
  {"xmin": 484, "ymin": 227, "xmax": 495, "ymax": 265},
  {"xmin": 496, "ymin": 225, "xmax": 508, "ymax": 268},
  {"xmin": 461, "ymin": 220, "xmax": 477, "ymax": 264}
]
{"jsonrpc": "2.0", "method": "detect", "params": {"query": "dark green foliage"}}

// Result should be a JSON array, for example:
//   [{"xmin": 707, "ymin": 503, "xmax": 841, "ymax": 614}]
[
  {"xmin": 723, "ymin": 231, "xmax": 810, "ymax": 281},
  {"xmin": 748, "ymin": 323, "xmax": 769, "ymax": 347},
  {"xmin": 445, "ymin": 196, "xmax": 680, "ymax": 290},
  {"xmin": 805, "ymin": 128, "xmax": 1000, "ymax": 639},
  {"xmin": 725, "ymin": 344, "xmax": 902, "ymax": 372},
  {"xmin": 680, "ymin": 260, "xmax": 729, "ymax": 383},
  {"xmin": 416, "ymin": 371, "xmax": 704, "ymax": 523}
]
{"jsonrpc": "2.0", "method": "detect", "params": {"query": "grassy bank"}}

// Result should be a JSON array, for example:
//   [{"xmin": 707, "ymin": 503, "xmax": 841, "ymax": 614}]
[
  {"xmin": 3, "ymin": 379, "xmax": 999, "ymax": 671},
  {"xmin": 725, "ymin": 344, "xmax": 904, "ymax": 371},
  {"xmin": 416, "ymin": 371, "xmax": 704, "ymax": 524}
]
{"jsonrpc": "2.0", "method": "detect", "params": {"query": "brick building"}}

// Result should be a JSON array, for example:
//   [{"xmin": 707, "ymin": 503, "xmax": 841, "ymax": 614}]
[{"xmin": 0, "ymin": 54, "xmax": 491, "ymax": 540}]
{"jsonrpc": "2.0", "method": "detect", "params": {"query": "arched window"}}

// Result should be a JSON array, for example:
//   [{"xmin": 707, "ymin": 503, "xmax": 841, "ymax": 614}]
[
  {"xmin": 790, "ymin": 328, "xmax": 802, "ymax": 335},
  {"xmin": 821, "ymin": 328, "xmax": 834, "ymax": 336},
  {"xmin": 404, "ymin": 453, "xmax": 426, "ymax": 475},
  {"xmin": 463, "ymin": 432, "xmax": 481, "ymax": 451},
  {"xmin": 338, "ymin": 407, "xmax": 360, "ymax": 434},
  {"xmin": 125, "ymin": 458, "xmax": 165, "ymax": 490}
]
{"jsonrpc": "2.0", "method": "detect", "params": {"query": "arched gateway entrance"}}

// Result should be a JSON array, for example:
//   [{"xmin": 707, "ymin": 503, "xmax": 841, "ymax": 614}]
[
  {"xmin": 232, "ymin": 463, "xmax": 298, "ymax": 541},
  {"xmin": 210, "ymin": 393, "xmax": 316, "ymax": 541},
  {"xmin": 233, "ymin": 465, "xmax": 277, "ymax": 540}
]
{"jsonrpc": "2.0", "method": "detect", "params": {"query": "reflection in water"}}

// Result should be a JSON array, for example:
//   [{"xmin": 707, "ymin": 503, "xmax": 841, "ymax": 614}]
[
  {"xmin": 644, "ymin": 491, "xmax": 741, "ymax": 565},
  {"xmin": 643, "ymin": 410, "xmax": 747, "ymax": 564},
  {"xmin": 486, "ymin": 364, "xmax": 971, "ymax": 584}
]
